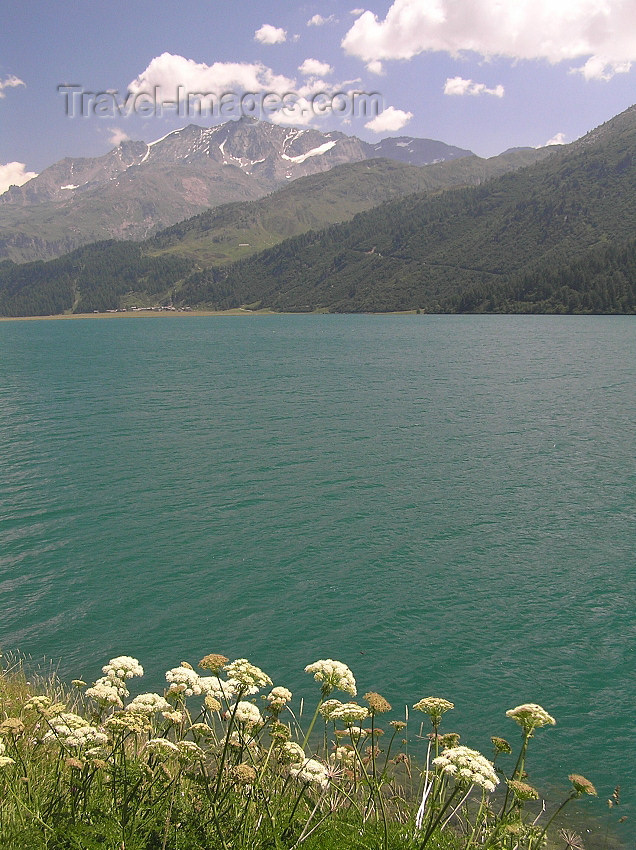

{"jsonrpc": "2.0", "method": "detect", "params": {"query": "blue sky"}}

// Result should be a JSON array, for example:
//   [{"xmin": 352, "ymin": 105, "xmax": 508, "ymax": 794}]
[{"xmin": 2, "ymin": 0, "xmax": 636, "ymax": 192}]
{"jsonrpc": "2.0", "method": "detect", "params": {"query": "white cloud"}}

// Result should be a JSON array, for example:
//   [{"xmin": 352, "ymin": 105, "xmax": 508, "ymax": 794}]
[
  {"xmin": 574, "ymin": 56, "xmax": 632, "ymax": 81},
  {"xmin": 444, "ymin": 76, "xmax": 504, "ymax": 97},
  {"xmin": 0, "ymin": 74, "xmax": 26, "ymax": 98},
  {"xmin": 128, "ymin": 53, "xmax": 362, "ymax": 127},
  {"xmin": 350, "ymin": 8, "xmax": 365, "ymax": 14},
  {"xmin": 254, "ymin": 24, "xmax": 287, "ymax": 45},
  {"xmin": 108, "ymin": 127, "xmax": 130, "ymax": 146},
  {"xmin": 299, "ymin": 58, "xmax": 333, "ymax": 77},
  {"xmin": 342, "ymin": 0, "xmax": 636, "ymax": 80},
  {"xmin": 128, "ymin": 53, "xmax": 296, "ymax": 99},
  {"xmin": 307, "ymin": 14, "xmax": 337, "ymax": 26},
  {"xmin": 0, "ymin": 162, "xmax": 37, "ymax": 194},
  {"xmin": 544, "ymin": 132, "xmax": 567, "ymax": 146},
  {"xmin": 366, "ymin": 60, "xmax": 385, "ymax": 75},
  {"xmin": 365, "ymin": 106, "xmax": 413, "ymax": 133}
]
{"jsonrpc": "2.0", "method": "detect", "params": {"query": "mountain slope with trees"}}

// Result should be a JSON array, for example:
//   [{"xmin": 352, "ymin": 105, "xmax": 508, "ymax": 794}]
[
  {"xmin": 2, "ymin": 105, "xmax": 636, "ymax": 316},
  {"xmin": 178, "ymin": 105, "xmax": 636, "ymax": 314}
]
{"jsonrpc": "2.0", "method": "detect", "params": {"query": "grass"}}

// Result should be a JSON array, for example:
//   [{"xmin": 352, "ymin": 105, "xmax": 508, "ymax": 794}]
[{"xmin": 0, "ymin": 652, "xmax": 610, "ymax": 850}]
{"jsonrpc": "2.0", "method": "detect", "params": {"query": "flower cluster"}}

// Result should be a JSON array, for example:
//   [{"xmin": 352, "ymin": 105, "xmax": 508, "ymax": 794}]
[
  {"xmin": 166, "ymin": 665, "xmax": 203, "ymax": 697},
  {"xmin": 319, "ymin": 699, "xmax": 344, "ymax": 720},
  {"xmin": 266, "ymin": 686, "xmax": 292, "ymax": 713},
  {"xmin": 280, "ymin": 741, "xmax": 305, "ymax": 763},
  {"xmin": 328, "ymin": 702, "xmax": 369, "ymax": 725},
  {"xmin": 200, "ymin": 676, "xmax": 257, "ymax": 701},
  {"xmin": 433, "ymin": 746, "xmax": 499, "ymax": 793},
  {"xmin": 364, "ymin": 692, "xmax": 392, "ymax": 714},
  {"xmin": 105, "ymin": 712, "xmax": 151, "ymax": 734},
  {"xmin": 127, "ymin": 693, "xmax": 171, "ymax": 715},
  {"xmin": 413, "ymin": 697, "xmax": 454, "ymax": 724},
  {"xmin": 145, "ymin": 738, "xmax": 179, "ymax": 759},
  {"xmin": 102, "ymin": 656, "xmax": 144, "ymax": 680},
  {"xmin": 85, "ymin": 677, "xmax": 126, "ymax": 708},
  {"xmin": 290, "ymin": 757, "xmax": 330, "ymax": 790},
  {"xmin": 508, "ymin": 779, "xmax": 540, "ymax": 801},
  {"xmin": 23, "ymin": 695, "xmax": 52, "ymax": 712},
  {"xmin": 44, "ymin": 714, "xmax": 108, "ymax": 751},
  {"xmin": 0, "ymin": 740, "xmax": 15, "ymax": 768},
  {"xmin": 506, "ymin": 704, "xmax": 556, "ymax": 733},
  {"xmin": 569, "ymin": 774, "xmax": 597, "ymax": 796},
  {"xmin": 304, "ymin": 659, "xmax": 356, "ymax": 696},
  {"xmin": 199, "ymin": 653, "xmax": 229, "ymax": 673},
  {"xmin": 331, "ymin": 745, "xmax": 355, "ymax": 768},
  {"xmin": 232, "ymin": 701, "xmax": 263, "ymax": 729},
  {"xmin": 223, "ymin": 658, "xmax": 272, "ymax": 690},
  {"xmin": 176, "ymin": 740, "xmax": 204, "ymax": 762}
]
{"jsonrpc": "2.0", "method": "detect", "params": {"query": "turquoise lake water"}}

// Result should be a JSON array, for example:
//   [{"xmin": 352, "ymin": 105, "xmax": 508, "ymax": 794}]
[{"xmin": 0, "ymin": 314, "xmax": 634, "ymax": 843}]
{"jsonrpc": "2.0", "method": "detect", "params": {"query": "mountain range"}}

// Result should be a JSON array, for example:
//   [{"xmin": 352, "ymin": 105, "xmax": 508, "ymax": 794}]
[
  {"xmin": 0, "ymin": 118, "xmax": 472, "ymax": 262},
  {"xmin": 1, "ymin": 106, "xmax": 635, "ymax": 316}
]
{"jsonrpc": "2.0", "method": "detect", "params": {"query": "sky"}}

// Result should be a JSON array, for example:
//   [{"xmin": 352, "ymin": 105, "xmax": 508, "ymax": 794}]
[{"xmin": 2, "ymin": 0, "xmax": 636, "ymax": 193}]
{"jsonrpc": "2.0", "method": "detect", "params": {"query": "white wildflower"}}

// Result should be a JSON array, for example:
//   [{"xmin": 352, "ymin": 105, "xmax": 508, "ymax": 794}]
[
  {"xmin": 290, "ymin": 757, "xmax": 330, "ymax": 790},
  {"xmin": 127, "ymin": 693, "xmax": 171, "ymax": 715},
  {"xmin": 329, "ymin": 703, "xmax": 369, "ymax": 725},
  {"xmin": 0, "ymin": 756, "xmax": 15, "ymax": 767},
  {"xmin": 162, "ymin": 710, "xmax": 184, "ymax": 725},
  {"xmin": 190, "ymin": 723, "xmax": 215, "ymax": 739},
  {"xmin": 44, "ymin": 719, "xmax": 108, "ymax": 751},
  {"xmin": 413, "ymin": 697, "xmax": 454, "ymax": 721},
  {"xmin": 50, "ymin": 712, "xmax": 86, "ymax": 730},
  {"xmin": 506, "ymin": 704, "xmax": 556, "ymax": 733},
  {"xmin": 165, "ymin": 665, "xmax": 203, "ymax": 697},
  {"xmin": 102, "ymin": 656, "xmax": 144, "ymax": 681},
  {"xmin": 223, "ymin": 658, "xmax": 272, "ymax": 690},
  {"xmin": 267, "ymin": 686, "xmax": 292, "ymax": 712},
  {"xmin": 145, "ymin": 738, "xmax": 179, "ymax": 759},
  {"xmin": 433, "ymin": 746, "xmax": 499, "ymax": 793},
  {"xmin": 23, "ymin": 695, "xmax": 52, "ymax": 712},
  {"xmin": 176, "ymin": 740, "xmax": 204, "ymax": 761},
  {"xmin": 304, "ymin": 659, "xmax": 356, "ymax": 696},
  {"xmin": 347, "ymin": 726, "xmax": 365, "ymax": 740},
  {"xmin": 85, "ymin": 677, "xmax": 126, "ymax": 707},
  {"xmin": 280, "ymin": 741, "xmax": 305, "ymax": 764},
  {"xmin": 231, "ymin": 701, "xmax": 263, "ymax": 728},
  {"xmin": 319, "ymin": 699, "xmax": 343, "ymax": 720},
  {"xmin": 331, "ymin": 745, "xmax": 355, "ymax": 768}
]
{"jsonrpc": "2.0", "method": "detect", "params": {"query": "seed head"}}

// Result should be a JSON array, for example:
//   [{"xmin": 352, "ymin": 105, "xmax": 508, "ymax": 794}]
[
  {"xmin": 508, "ymin": 779, "xmax": 540, "ymax": 801},
  {"xmin": 364, "ymin": 692, "xmax": 392, "ymax": 714},
  {"xmin": 491, "ymin": 736, "xmax": 512, "ymax": 754},
  {"xmin": 569, "ymin": 774, "xmax": 597, "ymax": 796},
  {"xmin": 199, "ymin": 654, "xmax": 229, "ymax": 673}
]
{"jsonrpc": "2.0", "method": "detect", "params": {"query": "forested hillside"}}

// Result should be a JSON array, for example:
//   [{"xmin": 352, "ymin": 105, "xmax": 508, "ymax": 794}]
[
  {"xmin": 2, "ymin": 105, "xmax": 636, "ymax": 316},
  {"xmin": 0, "ymin": 243, "xmax": 192, "ymax": 317},
  {"xmin": 178, "ymin": 106, "xmax": 636, "ymax": 313}
]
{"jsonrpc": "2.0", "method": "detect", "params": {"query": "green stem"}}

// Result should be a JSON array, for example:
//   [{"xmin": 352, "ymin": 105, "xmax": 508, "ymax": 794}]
[
  {"xmin": 531, "ymin": 792, "xmax": 577, "ymax": 850},
  {"xmin": 301, "ymin": 697, "xmax": 325, "ymax": 750},
  {"xmin": 418, "ymin": 786, "xmax": 462, "ymax": 848}
]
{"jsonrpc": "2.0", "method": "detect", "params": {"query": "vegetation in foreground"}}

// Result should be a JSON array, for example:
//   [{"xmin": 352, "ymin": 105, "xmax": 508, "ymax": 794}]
[{"xmin": 0, "ymin": 652, "xmax": 610, "ymax": 849}]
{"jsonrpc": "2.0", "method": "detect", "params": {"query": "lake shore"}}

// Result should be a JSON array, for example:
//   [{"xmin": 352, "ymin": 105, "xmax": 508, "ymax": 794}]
[
  {"xmin": 0, "ymin": 308, "xmax": 281, "ymax": 321},
  {"xmin": 0, "ymin": 308, "xmax": 426, "ymax": 321}
]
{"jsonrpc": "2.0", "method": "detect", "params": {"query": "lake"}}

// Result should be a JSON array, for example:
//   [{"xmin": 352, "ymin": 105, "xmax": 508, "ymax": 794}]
[{"xmin": 0, "ymin": 314, "xmax": 634, "ymax": 844}]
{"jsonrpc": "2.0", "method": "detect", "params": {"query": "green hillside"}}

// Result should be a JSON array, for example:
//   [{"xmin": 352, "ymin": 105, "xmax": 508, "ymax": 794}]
[
  {"xmin": 0, "ymin": 147, "xmax": 550, "ymax": 315},
  {"xmin": 148, "ymin": 149, "xmax": 549, "ymax": 266},
  {"xmin": 2, "ymin": 106, "xmax": 636, "ymax": 316},
  {"xmin": 0, "ymin": 243, "xmax": 192, "ymax": 317},
  {"xmin": 178, "ymin": 106, "xmax": 636, "ymax": 314}
]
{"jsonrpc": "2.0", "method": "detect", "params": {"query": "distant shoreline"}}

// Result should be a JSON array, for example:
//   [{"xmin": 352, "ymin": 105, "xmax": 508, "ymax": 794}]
[
  {"xmin": 0, "ymin": 309, "xmax": 280, "ymax": 322},
  {"xmin": 0, "ymin": 308, "xmax": 425, "ymax": 321}
]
